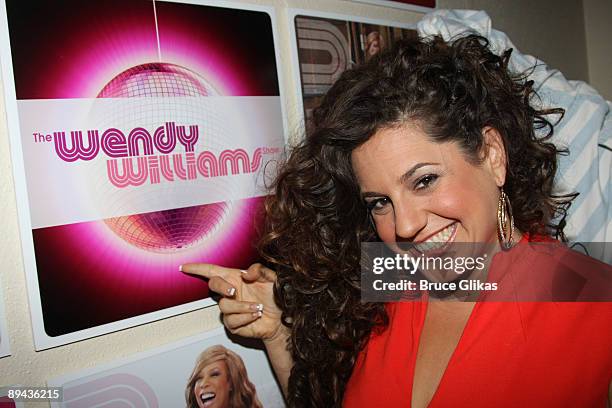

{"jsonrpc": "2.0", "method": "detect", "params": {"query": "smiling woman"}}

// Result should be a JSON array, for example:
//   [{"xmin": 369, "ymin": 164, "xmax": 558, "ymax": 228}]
[
  {"xmin": 181, "ymin": 34, "xmax": 612, "ymax": 408},
  {"xmin": 185, "ymin": 345, "xmax": 262, "ymax": 408},
  {"xmin": 353, "ymin": 124, "xmax": 506, "ymax": 247}
]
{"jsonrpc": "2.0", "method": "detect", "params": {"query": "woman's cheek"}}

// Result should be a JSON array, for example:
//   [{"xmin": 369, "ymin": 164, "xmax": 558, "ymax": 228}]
[{"xmin": 374, "ymin": 214, "xmax": 396, "ymax": 242}]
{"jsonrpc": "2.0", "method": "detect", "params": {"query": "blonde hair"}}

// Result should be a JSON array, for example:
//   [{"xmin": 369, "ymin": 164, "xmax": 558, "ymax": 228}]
[{"xmin": 185, "ymin": 344, "xmax": 263, "ymax": 408}]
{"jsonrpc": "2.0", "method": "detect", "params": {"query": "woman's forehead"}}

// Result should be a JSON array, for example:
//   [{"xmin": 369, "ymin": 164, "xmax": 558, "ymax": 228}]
[
  {"xmin": 201, "ymin": 359, "xmax": 227, "ymax": 372},
  {"xmin": 353, "ymin": 125, "xmax": 449, "ymax": 169}
]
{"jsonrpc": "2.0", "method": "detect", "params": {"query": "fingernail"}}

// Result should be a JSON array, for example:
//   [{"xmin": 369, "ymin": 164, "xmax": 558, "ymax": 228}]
[
  {"xmin": 227, "ymin": 287, "xmax": 236, "ymax": 296},
  {"xmin": 250, "ymin": 303, "xmax": 264, "ymax": 312},
  {"xmin": 179, "ymin": 265, "xmax": 183, "ymax": 272},
  {"xmin": 240, "ymin": 269, "xmax": 248, "ymax": 274},
  {"xmin": 252, "ymin": 311, "xmax": 263, "ymax": 318}
]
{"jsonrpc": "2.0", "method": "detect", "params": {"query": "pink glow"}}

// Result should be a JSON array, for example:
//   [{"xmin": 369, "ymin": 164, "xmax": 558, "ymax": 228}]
[
  {"xmin": 155, "ymin": 31, "xmax": 246, "ymax": 96},
  {"xmin": 57, "ymin": 21, "xmax": 248, "ymax": 97},
  {"xmin": 58, "ymin": 198, "xmax": 260, "ymax": 292},
  {"xmin": 57, "ymin": 24, "xmax": 159, "ymax": 98}
]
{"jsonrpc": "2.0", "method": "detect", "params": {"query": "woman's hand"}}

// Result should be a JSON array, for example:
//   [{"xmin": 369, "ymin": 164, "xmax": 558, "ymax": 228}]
[
  {"xmin": 181, "ymin": 262, "xmax": 293, "ymax": 395},
  {"xmin": 180, "ymin": 263, "xmax": 283, "ymax": 341}
]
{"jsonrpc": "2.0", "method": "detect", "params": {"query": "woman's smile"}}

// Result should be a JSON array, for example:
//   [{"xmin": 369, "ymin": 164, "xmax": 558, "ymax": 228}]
[{"xmin": 413, "ymin": 222, "xmax": 458, "ymax": 253}]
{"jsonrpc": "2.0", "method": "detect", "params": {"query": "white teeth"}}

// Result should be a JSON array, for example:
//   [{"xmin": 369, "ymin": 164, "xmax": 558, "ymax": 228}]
[
  {"xmin": 200, "ymin": 392, "xmax": 215, "ymax": 402},
  {"xmin": 415, "ymin": 224, "xmax": 456, "ymax": 252}
]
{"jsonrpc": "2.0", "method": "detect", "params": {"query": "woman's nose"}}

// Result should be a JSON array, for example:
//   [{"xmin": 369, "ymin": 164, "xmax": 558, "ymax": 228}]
[{"xmin": 394, "ymin": 202, "xmax": 426, "ymax": 240}]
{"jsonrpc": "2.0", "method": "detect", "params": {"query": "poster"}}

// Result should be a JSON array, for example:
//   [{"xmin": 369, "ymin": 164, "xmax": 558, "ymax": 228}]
[
  {"xmin": 48, "ymin": 328, "xmax": 284, "ymax": 408},
  {"xmin": 288, "ymin": 9, "xmax": 417, "ymax": 129},
  {"xmin": 0, "ymin": 279, "xmax": 8, "ymax": 357},
  {"xmin": 0, "ymin": 0, "xmax": 285, "ymax": 349},
  {"xmin": 0, "ymin": 389, "xmax": 25, "ymax": 408}
]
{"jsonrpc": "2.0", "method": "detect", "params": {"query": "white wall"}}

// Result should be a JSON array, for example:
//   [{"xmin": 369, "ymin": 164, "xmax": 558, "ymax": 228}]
[
  {"xmin": 0, "ymin": 1, "xmax": 603, "ymax": 406},
  {"xmin": 583, "ymin": 0, "xmax": 612, "ymax": 100},
  {"xmin": 439, "ymin": 0, "xmax": 612, "ymax": 99},
  {"xmin": 439, "ymin": 0, "xmax": 590, "ymax": 82}
]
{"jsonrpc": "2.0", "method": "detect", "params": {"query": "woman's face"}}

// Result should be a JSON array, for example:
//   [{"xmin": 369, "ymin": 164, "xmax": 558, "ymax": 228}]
[
  {"xmin": 366, "ymin": 32, "xmax": 383, "ymax": 57},
  {"xmin": 193, "ymin": 360, "xmax": 231, "ymax": 408},
  {"xmin": 351, "ymin": 122, "xmax": 506, "ymax": 262}
]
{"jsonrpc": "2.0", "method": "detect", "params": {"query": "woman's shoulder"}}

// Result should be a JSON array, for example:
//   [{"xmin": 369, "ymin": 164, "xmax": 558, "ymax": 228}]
[{"xmin": 488, "ymin": 233, "xmax": 612, "ymax": 302}]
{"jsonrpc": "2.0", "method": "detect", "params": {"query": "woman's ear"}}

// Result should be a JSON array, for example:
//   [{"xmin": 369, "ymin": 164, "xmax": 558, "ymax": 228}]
[{"xmin": 481, "ymin": 126, "xmax": 507, "ymax": 187}]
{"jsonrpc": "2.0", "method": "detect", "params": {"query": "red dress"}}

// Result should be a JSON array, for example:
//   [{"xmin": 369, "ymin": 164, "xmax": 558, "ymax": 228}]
[{"xmin": 343, "ymin": 237, "xmax": 612, "ymax": 407}]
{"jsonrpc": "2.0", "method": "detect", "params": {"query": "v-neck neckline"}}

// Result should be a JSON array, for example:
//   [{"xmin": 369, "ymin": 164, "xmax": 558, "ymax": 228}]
[
  {"xmin": 407, "ymin": 235, "xmax": 531, "ymax": 407},
  {"xmin": 407, "ymin": 287, "xmax": 481, "ymax": 407}
]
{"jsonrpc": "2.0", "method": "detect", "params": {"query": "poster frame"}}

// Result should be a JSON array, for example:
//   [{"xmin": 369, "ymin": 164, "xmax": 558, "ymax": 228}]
[
  {"xmin": 347, "ymin": 0, "xmax": 434, "ymax": 13},
  {"xmin": 287, "ymin": 8, "xmax": 417, "ymax": 132},
  {"xmin": 48, "ymin": 326, "xmax": 284, "ymax": 407},
  {"xmin": 0, "ymin": 0, "xmax": 287, "ymax": 350},
  {"xmin": 0, "ymin": 276, "xmax": 10, "ymax": 358}
]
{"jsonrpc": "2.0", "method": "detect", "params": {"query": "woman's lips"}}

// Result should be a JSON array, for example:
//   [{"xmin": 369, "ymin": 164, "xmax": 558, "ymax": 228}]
[
  {"xmin": 412, "ymin": 222, "xmax": 458, "ymax": 254},
  {"xmin": 200, "ymin": 392, "xmax": 216, "ymax": 407}
]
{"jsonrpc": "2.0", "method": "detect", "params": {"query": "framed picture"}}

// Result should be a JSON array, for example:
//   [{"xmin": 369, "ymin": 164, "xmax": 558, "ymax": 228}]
[
  {"xmin": 288, "ymin": 9, "xmax": 417, "ymax": 130},
  {"xmin": 49, "ymin": 328, "xmax": 284, "ymax": 407},
  {"xmin": 0, "ymin": 390, "xmax": 25, "ymax": 408},
  {"xmin": 0, "ymin": 0, "xmax": 286, "ymax": 349},
  {"xmin": 348, "ymin": 0, "xmax": 435, "ymax": 13},
  {"xmin": 0, "ymin": 277, "xmax": 9, "ymax": 358}
]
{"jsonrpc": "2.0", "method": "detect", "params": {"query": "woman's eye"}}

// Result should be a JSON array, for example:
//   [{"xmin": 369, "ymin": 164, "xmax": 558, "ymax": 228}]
[
  {"xmin": 415, "ymin": 174, "xmax": 438, "ymax": 190},
  {"xmin": 366, "ymin": 198, "xmax": 391, "ymax": 214}
]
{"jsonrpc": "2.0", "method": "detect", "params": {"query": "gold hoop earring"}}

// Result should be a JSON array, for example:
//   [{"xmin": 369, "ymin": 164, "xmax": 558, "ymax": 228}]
[{"xmin": 497, "ymin": 188, "xmax": 514, "ymax": 250}]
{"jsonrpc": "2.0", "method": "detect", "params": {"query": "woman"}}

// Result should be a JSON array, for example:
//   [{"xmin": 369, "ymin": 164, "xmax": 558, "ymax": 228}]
[
  {"xmin": 182, "ymin": 35, "xmax": 612, "ymax": 407},
  {"xmin": 365, "ymin": 30, "xmax": 385, "ymax": 61},
  {"xmin": 185, "ymin": 344, "xmax": 263, "ymax": 408}
]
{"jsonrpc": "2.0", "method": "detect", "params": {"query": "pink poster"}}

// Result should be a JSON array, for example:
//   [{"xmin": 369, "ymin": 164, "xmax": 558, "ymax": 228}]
[{"xmin": 0, "ymin": 0, "xmax": 285, "ymax": 349}]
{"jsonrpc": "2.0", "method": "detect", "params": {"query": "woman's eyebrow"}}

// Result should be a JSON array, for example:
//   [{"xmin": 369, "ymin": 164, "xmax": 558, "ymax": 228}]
[
  {"xmin": 360, "ymin": 162, "xmax": 439, "ymax": 198},
  {"xmin": 398, "ymin": 162, "xmax": 439, "ymax": 184},
  {"xmin": 361, "ymin": 191, "xmax": 384, "ymax": 198}
]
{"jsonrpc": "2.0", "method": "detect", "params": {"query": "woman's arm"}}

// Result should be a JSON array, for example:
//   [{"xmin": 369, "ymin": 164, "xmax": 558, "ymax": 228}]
[
  {"xmin": 180, "ymin": 263, "xmax": 293, "ymax": 397},
  {"xmin": 263, "ymin": 325, "xmax": 292, "ymax": 395}
]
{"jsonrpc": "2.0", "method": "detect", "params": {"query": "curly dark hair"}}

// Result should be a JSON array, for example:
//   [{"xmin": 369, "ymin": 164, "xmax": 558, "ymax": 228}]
[{"xmin": 259, "ymin": 34, "xmax": 574, "ymax": 407}]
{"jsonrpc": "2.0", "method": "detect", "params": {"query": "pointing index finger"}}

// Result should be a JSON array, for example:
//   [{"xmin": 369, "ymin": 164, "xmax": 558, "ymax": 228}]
[{"xmin": 180, "ymin": 263, "xmax": 237, "ymax": 280}]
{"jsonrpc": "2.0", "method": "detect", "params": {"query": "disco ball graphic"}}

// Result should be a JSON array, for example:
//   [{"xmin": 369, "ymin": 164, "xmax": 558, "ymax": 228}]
[
  {"xmin": 97, "ymin": 63, "xmax": 215, "ymax": 97},
  {"xmin": 105, "ymin": 204, "xmax": 228, "ymax": 253},
  {"xmin": 98, "ymin": 62, "xmax": 229, "ymax": 253}
]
